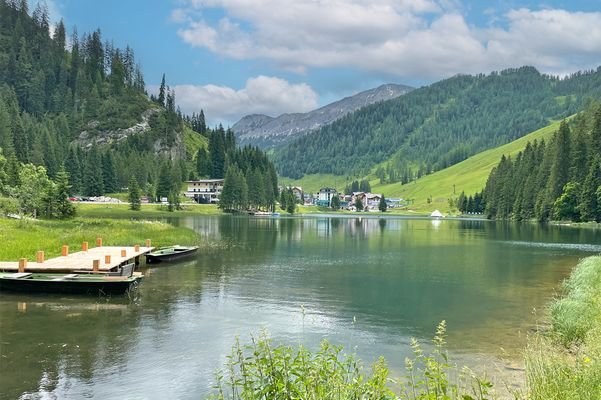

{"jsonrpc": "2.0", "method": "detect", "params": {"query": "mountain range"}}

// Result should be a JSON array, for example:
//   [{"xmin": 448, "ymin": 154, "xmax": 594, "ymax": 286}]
[{"xmin": 233, "ymin": 84, "xmax": 413, "ymax": 148}]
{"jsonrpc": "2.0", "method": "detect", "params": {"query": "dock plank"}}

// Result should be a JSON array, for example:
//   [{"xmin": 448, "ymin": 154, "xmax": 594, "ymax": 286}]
[{"xmin": 0, "ymin": 246, "xmax": 154, "ymax": 273}]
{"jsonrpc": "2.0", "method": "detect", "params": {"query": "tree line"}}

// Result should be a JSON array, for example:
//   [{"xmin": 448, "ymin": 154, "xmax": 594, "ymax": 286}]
[
  {"xmin": 483, "ymin": 101, "xmax": 601, "ymax": 222},
  {"xmin": 0, "ymin": 0, "xmax": 278, "ymax": 216},
  {"xmin": 275, "ymin": 66, "xmax": 601, "ymax": 181}
]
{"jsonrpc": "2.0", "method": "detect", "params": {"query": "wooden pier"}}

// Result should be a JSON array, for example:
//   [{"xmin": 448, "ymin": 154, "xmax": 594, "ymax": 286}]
[{"xmin": 0, "ymin": 240, "xmax": 154, "ymax": 273}]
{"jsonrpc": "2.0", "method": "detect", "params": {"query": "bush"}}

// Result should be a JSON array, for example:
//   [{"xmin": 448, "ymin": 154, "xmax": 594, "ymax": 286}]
[{"xmin": 209, "ymin": 321, "xmax": 493, "ymax": 399}]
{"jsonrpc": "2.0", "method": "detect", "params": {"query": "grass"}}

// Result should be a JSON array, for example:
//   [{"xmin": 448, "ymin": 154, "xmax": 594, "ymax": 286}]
[
  {"xmin": 525, "ymin": 256, "xmax": 601, "ymax": 399},
  {"xmin": 0, "ymin": 217, "xmax": 199, "ymax": 261},
  {"xmin": 281, "ymin": 119, "xmax": 565, "ymax": 214},
  {"xmin": 210, "ymin": 321, "xmax": 493, "ymax": 400},
  {"xmin": 279, "ymin": 173, "xmax": 348, "ymax": 194},
  {"xmin": 76, "ymin": 203, "xmax": 222, "ymax": 218},
  {"xmin": 370, "ymin": 120, "xmax": 564, "ymax": 213}
]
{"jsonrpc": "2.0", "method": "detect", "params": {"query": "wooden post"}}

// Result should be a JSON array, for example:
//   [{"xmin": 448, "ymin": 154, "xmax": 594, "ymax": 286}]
[
  {"xmin": 93, "ymin": 259, "xmax": 100, "ymax": 272},
  {"xmin": 82, "ymin": 241, "xmax": 89, "ymax": 251},
  {"xmin": 121, "ymin": 249, "xmax": 127, "ymax": 257},
  {"xmin": 105, "ymin": 255, "xmax": 111, "ymax": 265},
  {"xmin": 18, "ymin": 258, "xmax": 27, "ymax": 273},
  {"xmin": 145, "ymin": 239, "xmax": 151, "ymax": 248},
  {"xmin": 134, "ymin": 244, "xmax": 140, "ymax": 252},
  {"xmin": 96, "ymin": 238, "xmax": 103, "ymax": 247},
  {"xmin": 61, "ymin": 245, "xmax": 69, "ymax": 257},
  {"xmin": 36, "ymin": 251, "xmax": 44, "ymax": 264}
]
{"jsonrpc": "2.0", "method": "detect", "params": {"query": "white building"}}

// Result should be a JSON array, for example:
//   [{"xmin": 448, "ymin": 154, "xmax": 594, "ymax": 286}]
[{"xmin": 184, "ymin": 179, "xmax": 224, "ymax": 204}]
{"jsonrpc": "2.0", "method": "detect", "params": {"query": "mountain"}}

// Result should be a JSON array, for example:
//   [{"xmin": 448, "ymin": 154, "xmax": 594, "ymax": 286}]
[
  {"xmin": 233, "ymin": 84, "xmax": 413, "ymax": 148},
  {"xmin": 275, "ymin": 66, "xmax": 601, "ymax": 179},
  {"xmin": 0, "ymin": 0, "xmax": 277, "ymax": 205}
]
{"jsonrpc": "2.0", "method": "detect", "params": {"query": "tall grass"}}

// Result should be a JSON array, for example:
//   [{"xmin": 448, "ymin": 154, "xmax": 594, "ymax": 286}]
[
  {"xmin": 525, "ymin": 256, "xmax": 601, "ymax": 399},
  {"xmin": 209, "ymin": 321, "xmax": 494, "ymax": 400},
  {"xmin": 0, "ymin": 217, "xmax": 199, "ymax": 260}
]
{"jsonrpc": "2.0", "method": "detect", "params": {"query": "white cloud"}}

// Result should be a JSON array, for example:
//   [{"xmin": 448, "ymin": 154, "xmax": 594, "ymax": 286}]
[
  {"xmin": 173, "ymin": 0, "xmax": 601, "ymax": 79},
  {"xmin": 159, "ymin": 76, "xmax": 318, "ymax": 126}
]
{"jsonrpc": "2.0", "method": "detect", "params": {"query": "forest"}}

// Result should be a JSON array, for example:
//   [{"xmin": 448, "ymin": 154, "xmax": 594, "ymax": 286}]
[
  {"xmin": 275, "ymin": 66, "xmax": 601, "ymax": 180},
  {"xmin": 0, "ymin": 0, "xmax": 277, "ymax": 217},
  {"xmin": 482, "ymin": 101, "xmax": 601, "ymax": 222}
]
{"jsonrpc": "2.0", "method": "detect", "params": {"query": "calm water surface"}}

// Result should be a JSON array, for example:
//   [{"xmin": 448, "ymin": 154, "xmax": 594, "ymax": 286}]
[{"xmin": 1, "ymin": 216, "xmax": 600, "ymax": 399}]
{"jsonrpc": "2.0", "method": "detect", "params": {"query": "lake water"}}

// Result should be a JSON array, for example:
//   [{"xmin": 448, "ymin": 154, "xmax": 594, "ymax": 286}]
[{"xmin": 1, "ymin": 216, "xmax": 600, "ymax": 399}]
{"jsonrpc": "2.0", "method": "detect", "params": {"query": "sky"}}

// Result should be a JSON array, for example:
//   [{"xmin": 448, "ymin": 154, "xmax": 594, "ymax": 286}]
[{"xmin": 45, "ymin": 0, "xmax": 601, "ymax": 126}]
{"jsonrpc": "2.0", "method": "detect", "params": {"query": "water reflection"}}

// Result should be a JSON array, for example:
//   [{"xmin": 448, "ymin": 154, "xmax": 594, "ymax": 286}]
[{"xmin": 1, "ymin": 216, "xmax": 600, "ymax": 398}]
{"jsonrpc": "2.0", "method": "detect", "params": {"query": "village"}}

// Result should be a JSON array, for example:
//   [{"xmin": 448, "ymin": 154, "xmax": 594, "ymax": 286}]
[{"xmin": 182, "ymin": 179, "xmax": 406, "ymax": 211}]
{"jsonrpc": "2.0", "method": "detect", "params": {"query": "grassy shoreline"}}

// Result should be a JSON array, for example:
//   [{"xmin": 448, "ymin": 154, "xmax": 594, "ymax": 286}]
[
  {"xmin": 208, "ymin": 256, "xmax": 601, "ymax": 399},
  {"xmin": 0, "ymin": 217, "xmax": 199, "ymax": 261}
]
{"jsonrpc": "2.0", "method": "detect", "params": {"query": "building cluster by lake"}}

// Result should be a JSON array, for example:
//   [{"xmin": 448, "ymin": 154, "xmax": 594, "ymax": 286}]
[{"xmin": 183, "ymin": 179, "xmax": 405, "ymax": 211}]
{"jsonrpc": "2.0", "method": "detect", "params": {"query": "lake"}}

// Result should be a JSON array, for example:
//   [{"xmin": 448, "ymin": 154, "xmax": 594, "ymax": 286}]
[{"xmin": 1, "ymin": 216, "xmax": 600, "ymax": 399}]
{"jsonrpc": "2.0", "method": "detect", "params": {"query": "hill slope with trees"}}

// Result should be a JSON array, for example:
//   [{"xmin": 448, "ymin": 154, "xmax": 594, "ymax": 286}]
[
  {"xmin": 0, "ymin": 0, "xmax": 278, "ymax": 217},
  {"xmin": 483, "ymin": 101, "xmax": 601, "ymax": 222},
  {"xmin": 275, "ymin": 67, "xmax": 601, "ymax": 180}
]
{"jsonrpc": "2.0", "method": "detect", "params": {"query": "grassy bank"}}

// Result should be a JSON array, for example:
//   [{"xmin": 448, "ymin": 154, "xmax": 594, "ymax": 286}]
[
  {"xmin": 208, "ymin": 256, "xmax": 601, "ymax": 399},
  {"xmin": 0, "ymin": 217, "xmax": 199, "ymax": 261},
  {"xmin": 525, "ymin": 255, "xmax": 601, "ymax": 399},
  {"xmin": 76, "ymin": 203, "xmax": 221, "ymax": 218}
]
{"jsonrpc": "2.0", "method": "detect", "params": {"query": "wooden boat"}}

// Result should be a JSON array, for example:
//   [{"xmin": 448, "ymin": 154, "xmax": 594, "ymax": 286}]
[
  {"xmin": 0, "ymin": 267, "xmax": 143, "ymax": 295},
  {"xmin": 145, "ymin": 245, "xmax": 199, "ymax": 264}
]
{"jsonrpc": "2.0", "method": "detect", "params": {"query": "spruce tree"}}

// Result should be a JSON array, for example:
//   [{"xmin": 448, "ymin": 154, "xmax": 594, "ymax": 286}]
[
  {"xmin": 546, "ymin": 121, "xmax": 571, "ymax": 203},
  {"xmin": 378, "ymin": 195, "xmax": 387, "ymax": 212},
  {"xmin": 579, "ymin": 157, "xmax": 601, "ymax": 222},
  {"xmin": 128, "ymin": 175, "xmax": 141, "ymax": 211},
  {"xmin": 82, "ymin": 145, "xmax": 104, "ymax": 196},
  {"xmin": 157, "ymin": 73, "xmax": 166, "ymax": 106},
  {"xmin": 331, "ymin": 195, "xmax": 340, "ymax": 210},
  {"xmin": 54, "ymin": 168, "xmax": 75, "ymax": 218}
]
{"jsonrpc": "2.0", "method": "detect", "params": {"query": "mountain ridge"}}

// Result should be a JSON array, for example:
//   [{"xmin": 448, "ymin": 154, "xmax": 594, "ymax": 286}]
[{"xmin": 233, "ymin": 83, "xmax": 413, "ymax": 148}]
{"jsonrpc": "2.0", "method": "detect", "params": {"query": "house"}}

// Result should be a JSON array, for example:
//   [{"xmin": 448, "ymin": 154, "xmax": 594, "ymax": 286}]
[
  {"xmin": 317, "ymin": 187, "xmax": 337, "ymax": 206},
  {"xmin": 184, "ymin": 179, "xmax": 225, "ymax": 204},
  {"xmin": 291, "ymin": 186, "xmax": 304, "ymax": 200}
]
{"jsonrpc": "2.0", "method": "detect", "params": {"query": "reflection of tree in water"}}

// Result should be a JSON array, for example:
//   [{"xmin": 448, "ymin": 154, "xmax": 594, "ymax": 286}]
[
  {"xmin": 0, "ymin": 298, "xmax": 144, "ymax": 399},
  {"xmin": 218, "ymin": 216, "xmax": 278, "ymax": 253}
]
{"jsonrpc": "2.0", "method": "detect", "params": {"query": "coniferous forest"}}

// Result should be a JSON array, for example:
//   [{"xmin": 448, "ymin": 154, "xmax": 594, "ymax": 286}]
[
  {"xmin": 0, "ymin": 0, "xmax": 277, "ymax": 217},
  {"xmin": 275, "ymin": 66, "xmax": 601, "ymax": 180},
  {"xmin": 482, "ymin": 102, "xmax": 601, "ymax": 222}
]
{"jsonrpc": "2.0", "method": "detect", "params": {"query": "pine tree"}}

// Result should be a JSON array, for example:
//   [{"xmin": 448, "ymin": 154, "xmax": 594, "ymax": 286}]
[
  {"xmin": 128, "ymin": 175, "xmax": 141, "ymax": 211},
  {"xmin": 54, "ymin": 168, "xmax": 76, "ymax": 218},
  {"xmin": 156, "ymin": 161, "xmax": 173, "ymax": 200},
  {"xmin": 82, "ymin": 145, "xmax": 104, "ymax": 196},
  {"xmin": 157, "ymin": 73, "xmax": 166, "ymax": 107},
  {"xmin": 331, "ymin": 195, "xmax": 340, "ymax": 210},
  {"xmin": 379, "ymin": 195, "xmax": 387, "ymax": 212},
  {"xmin": 102, "ymin": 151, "xmax": 118, "ymax": 193},
  {"xmin": 579, "ymin": 157, "xmax": 601, "ymax": 222},
  {"xmin": 546, "ymin": 121, "xmax": 571, "ymax": 203},
  {"xmin": 355, "ymin": 197, "xmax": 364, "ymax": 211}
]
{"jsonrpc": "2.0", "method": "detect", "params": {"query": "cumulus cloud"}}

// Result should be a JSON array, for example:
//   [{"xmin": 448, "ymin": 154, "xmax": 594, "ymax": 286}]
[
  {"xmin": 160, "ymin": 76, "xmax": 318, "ymax": 126},
  {"xmin": 173, "ymin": 0, "xmax": 601, "ymax": 78}
]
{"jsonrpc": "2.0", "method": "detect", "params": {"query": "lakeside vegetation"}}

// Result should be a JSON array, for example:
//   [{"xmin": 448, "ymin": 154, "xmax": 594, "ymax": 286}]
[
  {"xmin": 76, "ymin": 202, "xmax": 221, "ymax": 218},
  {"xmin": 210, "ymin": 256, "xmax": 601, "ymax": 399},
  {"xmin": 0, "ymin": 217, "xmax": 198, "ymax": 261}
]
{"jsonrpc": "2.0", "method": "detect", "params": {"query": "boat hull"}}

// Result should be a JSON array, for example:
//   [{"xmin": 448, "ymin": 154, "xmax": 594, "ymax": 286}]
[
  {"xmin": 146, "ymin": 247, "xmax": 198, "ymax": 264},
  {"xmin": 0, "ymin": 276, "xmax": 142, "ymax": 295}
]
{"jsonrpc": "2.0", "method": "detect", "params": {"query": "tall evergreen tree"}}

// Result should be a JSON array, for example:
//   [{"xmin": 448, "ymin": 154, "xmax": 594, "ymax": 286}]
[
  {"xmin": 128, "ymin": 175, "xmax": 141, "ymax": 211},
  {"xmin": 82, "ymin": 145, "xmax": 104, "ymax": 196},
  {"xmin": 157, "ymin": 73, "xmax": 166, "ymax": 106}
]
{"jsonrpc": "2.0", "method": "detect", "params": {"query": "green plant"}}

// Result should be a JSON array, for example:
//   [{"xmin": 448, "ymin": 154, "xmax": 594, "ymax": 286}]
[{"xmin": 209, "ymin": 321, "xmax": 494, "ymax": 400}]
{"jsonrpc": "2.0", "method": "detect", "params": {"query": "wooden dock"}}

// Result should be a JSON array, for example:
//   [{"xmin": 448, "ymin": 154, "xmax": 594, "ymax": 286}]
[{"xmin": 0, "ymin": 242, "xmax": 154, "ymax": 273}]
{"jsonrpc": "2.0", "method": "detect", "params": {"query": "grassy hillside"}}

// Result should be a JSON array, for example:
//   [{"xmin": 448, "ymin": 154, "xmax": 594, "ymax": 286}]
[
  {"xmin": 371, "ymin": 120, "xmax": 564, "ymax": 213},
  {"xmin": 283, "ymin": 118, "xmax": 564, "ymax": 214},
  {"xmin": 278, "ymin": 173, "xmax": 347, "ymax": 194}
]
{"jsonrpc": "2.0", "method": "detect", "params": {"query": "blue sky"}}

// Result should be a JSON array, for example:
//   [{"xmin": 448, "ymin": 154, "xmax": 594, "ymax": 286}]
[{"xmin": 48, "ymin": 0, "xmax": 601, "ymax": 126}]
